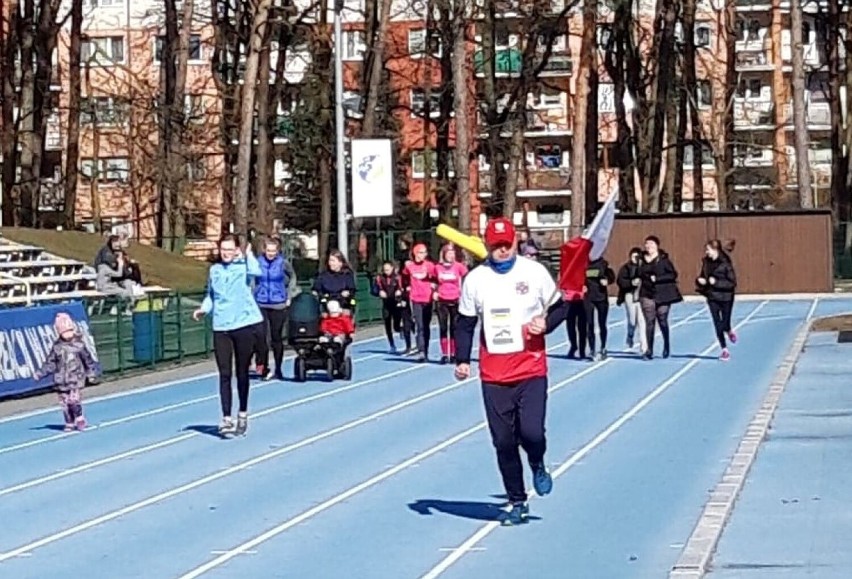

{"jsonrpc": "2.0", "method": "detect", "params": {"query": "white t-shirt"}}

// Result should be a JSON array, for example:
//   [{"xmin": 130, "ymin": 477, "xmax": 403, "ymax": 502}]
[{"xmin": 459, "ymin": 257, "xmax": 557, "ymax": 384}]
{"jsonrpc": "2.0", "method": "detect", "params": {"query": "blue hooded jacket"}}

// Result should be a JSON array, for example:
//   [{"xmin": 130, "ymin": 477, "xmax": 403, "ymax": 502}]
[
  {"xmin": 254, "ymin": 254, "xmax": 296, "ymax": 306},
  {"xmin": 200, "ymin": 253, "xmax": 264, "ymax": 331}
]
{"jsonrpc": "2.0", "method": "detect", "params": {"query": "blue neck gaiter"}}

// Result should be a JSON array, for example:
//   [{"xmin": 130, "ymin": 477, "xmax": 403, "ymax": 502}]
[{"xmin": 487, "ymin": 255, "xmax": 516, "ymax": 274}]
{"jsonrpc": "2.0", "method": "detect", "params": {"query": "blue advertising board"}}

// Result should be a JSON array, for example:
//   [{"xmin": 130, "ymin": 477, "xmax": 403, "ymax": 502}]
[{"xmin": 0, "ymin": 302, "xmax": 101, "ymax": 398}]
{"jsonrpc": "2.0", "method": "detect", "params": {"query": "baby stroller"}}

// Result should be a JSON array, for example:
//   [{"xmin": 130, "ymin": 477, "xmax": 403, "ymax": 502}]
[{"xmin": 288, "ymin": 292, "xmax": 353, "ymax": 382}]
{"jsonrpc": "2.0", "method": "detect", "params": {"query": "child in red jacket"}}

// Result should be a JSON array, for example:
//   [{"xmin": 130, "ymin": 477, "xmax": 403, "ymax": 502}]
[{"xmin": 320, "ymin": 299, "xmax": 355, "ymax": 345}]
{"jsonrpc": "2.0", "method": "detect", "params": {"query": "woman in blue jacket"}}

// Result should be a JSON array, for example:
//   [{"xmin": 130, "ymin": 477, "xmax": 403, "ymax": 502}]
[
  {"xmin": 253, "ymin": 237, "xmax": 297, "ymax": 381},
  {"xmin": 193, "ymin": 234, "xmax": 264, "ymax": 437}
]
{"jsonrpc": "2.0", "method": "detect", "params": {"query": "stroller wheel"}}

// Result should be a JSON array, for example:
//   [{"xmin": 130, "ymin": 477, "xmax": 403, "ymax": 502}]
[
  {"xmin": 294, "ymin": 358, "xmax": 307, "ymax": 382},
  {"xmin": 326, "ymin": 356, "xmax": 336, "ymax": 381},
  {"xmin": 341, "ymin": 356, "xmax": 353, "ymax": 381}
]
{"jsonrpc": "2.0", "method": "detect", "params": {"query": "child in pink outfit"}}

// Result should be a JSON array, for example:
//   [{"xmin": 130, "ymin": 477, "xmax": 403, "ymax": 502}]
[
  {"xmin": 434, "ymin": 244, "xmax": 468, "ymax": 363},
  {"xmin": 402, "ymin": 242, "xmax": 436, "ymax": 362},
  {"xmin": 33, "ymin": 313, "xmax": 98, "ymax": 431}
]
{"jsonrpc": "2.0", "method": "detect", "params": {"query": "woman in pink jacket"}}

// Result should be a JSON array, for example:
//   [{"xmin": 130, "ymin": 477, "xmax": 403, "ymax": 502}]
[
  {"xmin": 402, "ymin": 242, "xmax": 436, "ymax": 362},
  {"xmin": 434, "ymin": 244, "xmax": 468, "ymax": 364}
]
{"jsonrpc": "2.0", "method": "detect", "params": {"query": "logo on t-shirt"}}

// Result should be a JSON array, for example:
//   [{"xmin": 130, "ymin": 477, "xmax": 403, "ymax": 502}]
[{"xmin": 515, "ymin": 281, "xmax": 529, "ymax": 295}]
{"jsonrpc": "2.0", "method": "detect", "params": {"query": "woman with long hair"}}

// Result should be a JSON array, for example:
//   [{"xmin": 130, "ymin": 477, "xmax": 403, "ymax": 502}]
[
  {"xmin": 402, "ymin": 242, "xmax": 436, "ymax": 362},
  {"xmin": 696, "ymin": 239, "xmax": 738, "ymax": 360},
  {"xmin": 584, "ymin": 255, "xmax": 615, "ymax": 360},
  {"xmin": 253, "ymin": 236, "xmax": 297, "ymax": 380},
  {"xmin": 372, "ymin": 260, "xmax": 413, "ymax": 354},
  {"xmin": 638, "ymin": 235, "xmax": 683, "ymax": 360},
  {"xmin": 434, "ymin": 243, "xmax": 468, "ymax": 364},
  {"xmin": 193, "ymin": 234, "xmax": 264, "ymax": 436},
  {"xmin": 312, "ymin": 249, "xmax": 357, "ymax": 309}
]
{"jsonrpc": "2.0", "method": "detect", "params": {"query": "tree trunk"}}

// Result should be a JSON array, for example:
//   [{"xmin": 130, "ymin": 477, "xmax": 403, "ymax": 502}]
[
  {"xmin": 234, "ymin": 0, "xmax": 273, "ymax": 238},
  {"xmin": 670, "ymin": 88, "xmax": 686, "ymax": 212},
  {"xmin": 451, "ymin": 2, "xmax": 471, "ymax": 232},
  {"xmin": 255, "ymin": 27, "xmax": 272, "ymax": 232},
  {"xmin": 682, "ymin": 0, "xmax": 703, "ymax": 211},
  {"xmin": 83, "ymin": 64, "xmax": 101, "ymax": 231},
  {"xmin": 63, "ymin": 0, "xmax": 83, "ymax": 228},
  {"xmin": 571, "ymin": 1, "xmax": 594, "ymax": 233},
  {"xmin": 606, "ymin": 0, "xmax": 636, "ymax": 212},
  {"xmin": 789, "ymin": 0, "xmax": 812, "ymax": 207},
  {"xmin": 16, "ymin": 1, "xmax": 37, "ymax": 226},
  {"xmin": 584, "ymin": 16, "xmax": 599, "ymax": 224},
  {"xmin": 716, "ymin": 0, "xmax": 736, "ymax": 211},
  {"xmin": 169, "ymin": 0, "xmax": 194, "ymax": 244},
  {"xmin": 1, "ymin": 2, "xmax": 19, "ymax": 226},
  {"xmin": 826, "ymin": 0, "xmax": 846, "ymax": 219}
]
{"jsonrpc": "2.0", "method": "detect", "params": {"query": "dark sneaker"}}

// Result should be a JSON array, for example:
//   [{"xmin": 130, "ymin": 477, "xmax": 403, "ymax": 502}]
[
  {"xmin": 532, "ymin": 464, "xmax": 553, "ymax": 496},
  {"xmin": 500, "ymin": 502, "xmax": 530, "ymax": 527},
  {"xmin": 235, "ymin": 415, "xmax": 248, "ymax": 436}
]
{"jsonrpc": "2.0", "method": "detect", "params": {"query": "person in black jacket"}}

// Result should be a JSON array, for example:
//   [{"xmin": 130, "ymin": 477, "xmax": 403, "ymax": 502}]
[
  {"xmin": 312, "ymin": 249, "xmax": 357, "ymax": 311},
  {"xmin": 638, "ymin": 235, "xmax": 683, "ymax": 359},
  {"xmin": 616, "ymin": 247, "xmax": 646, "ymax": 352},
  {"xmin": 371, "ymin": 261, "xmax": 413, "ymax": 354},
  {"xmin": 585, "ymin": 256, "xmax": 615, "ymax": 360},
  {"xmin": 696, "ymin": 239, "xmax": 738, "ymax": 360}
]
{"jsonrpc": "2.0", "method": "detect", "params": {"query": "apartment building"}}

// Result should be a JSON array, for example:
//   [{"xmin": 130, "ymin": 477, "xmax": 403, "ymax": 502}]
[{"xmin": 6, "ymin": 0, "xmax": 842, "ymax": 242}]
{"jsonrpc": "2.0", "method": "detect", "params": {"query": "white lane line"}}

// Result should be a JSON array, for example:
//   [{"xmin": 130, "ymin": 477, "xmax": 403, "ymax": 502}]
[
  {"xmin": 418, "ymin": 301, "xmax": 767, "ymax": 579},
  {"xmin": 173, "ymin": 311, "xmax": 710, "ymax": 578},
  {"xmin": 0, "ymin": 352, "xmax": 387, "ymax": 456},
  {"xmin": 0, "ymin": 333, "xmax": 392, "ymax": 424},
  {"xmin": 0, "ymin": 362, "xmax": 435, "ymax": 498}
]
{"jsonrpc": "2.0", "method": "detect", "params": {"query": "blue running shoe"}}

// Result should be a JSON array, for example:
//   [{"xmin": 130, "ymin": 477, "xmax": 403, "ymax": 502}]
[
  {"xmin": 500, "ymin": 502, "xmax": 529, "ymax": 527},
  {"xmin": 533, "ymin": 464, "xmax": 553, "ymax": 496}
]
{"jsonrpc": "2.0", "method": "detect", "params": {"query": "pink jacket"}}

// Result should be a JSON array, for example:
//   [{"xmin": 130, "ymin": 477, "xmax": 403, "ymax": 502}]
[
  {"xmin": 403, "ymin": 260, "xmax": 436, "ymax": 304},
  {"xmin": 435, "ymin": 262, "xmax": 467, "ymax": 301}
]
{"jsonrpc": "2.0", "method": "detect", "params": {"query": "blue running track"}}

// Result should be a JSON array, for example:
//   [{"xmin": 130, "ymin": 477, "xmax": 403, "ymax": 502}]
[{"xmin": 0, "ymin": 298, "xmax": 849, "ymax": 578}]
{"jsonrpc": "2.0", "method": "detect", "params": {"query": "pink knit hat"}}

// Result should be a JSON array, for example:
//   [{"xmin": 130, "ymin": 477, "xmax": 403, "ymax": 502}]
[{"xmin": 54, "ymin": 312, "xmax": 76, "ymax": 337}]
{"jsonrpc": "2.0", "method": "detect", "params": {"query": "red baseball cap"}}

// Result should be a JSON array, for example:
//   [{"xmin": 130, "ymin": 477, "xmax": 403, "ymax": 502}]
[{"xmin": 484, "ymin": 217, "xmax": 516, "ymax": 248}]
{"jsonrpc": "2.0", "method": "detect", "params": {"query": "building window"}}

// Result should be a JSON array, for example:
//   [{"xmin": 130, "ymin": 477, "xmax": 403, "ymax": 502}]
[
  {"xmin": 154, "ymin": 34, "xmax": 203, "ymax": 63},
  {"xmin": 87, "ymin": 0, "xmax": 123, "ymax": 7},
  {"xmin": 342, "ymin": 30, "xmax": 366, "ymax": 61},
  {"xmin": 697, "ymin": 80, "xmax": 712, "ymax": 108},
  {"xmin": 683, "ymin": 142, "xmax": 715, "ymax": 167},
  {"xmin": 184, "ymin": 210, "xmax": 207, "ymax": 239},
  {"xmin": 527, "ymin": 144, "xmax": 566, "ymax": 170},
  {"xmin": 80, "ymin": 96, "xmax": 128, "ymax": 125},
  {"xmin": 736, "ymin": 19, "xmax": 761, "ymax": 42},
  {"xmin": 736, "ymin": 78, "xmax": 762, "ymax": 99},
  {"xmin": 695, "ymin": 25, "xmax": 711, "ymax": 48},
  {"xmin": 80, "ymin": 157, "xmax": 130, "ymax": 183},
  {"xmin": 186, "ymin": 157, "xmax": 207, "ymax": 182},
  {"xmin": 184, "ymin": 94, "xmax": 205, "ymax": 123},
  {"xmin": 408, "ymin": 29, "xmax": 442, "ymax": 58},
  {"xmin": 411, "ymin": 150, "xmax": 455, "ymax": 179},
  {"xmin": 81, "ymin": 36, "xmax": 125, "ymax": 65},
  {"xmin": 410, "ymin": 88, "xmax": 443, "ymax": 118}
]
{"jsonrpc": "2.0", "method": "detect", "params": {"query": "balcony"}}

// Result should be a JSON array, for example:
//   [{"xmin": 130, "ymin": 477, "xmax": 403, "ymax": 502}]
[
  {"xmin": 733, "ymin": 146, "xmax": 774, "ymax": 167},
  {"xmin": 782, "ymin": 101, "xmax": 831, "ymax": 129},
  {"xmin": 735, "ymin": 44, "xmax": 773, "ymax": 71},
  {"xmin": 525, "ymin": 109, "xmax": 572, "ymax": 136},
  {"xmin": 539, "ymin": 55, "xmax": 573, "ymax": 77},
  {"xmin": 733, "ymin": 99, "xmax": 775, "ymax": 130},
  {"xmin": 478, "ymin": 167, "xmax": 570, "ymax": 196}
]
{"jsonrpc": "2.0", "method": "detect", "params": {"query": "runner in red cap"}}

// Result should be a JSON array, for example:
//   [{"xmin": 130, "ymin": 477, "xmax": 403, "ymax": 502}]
[{"xmin": 455, "ymin": 216, "xmax": 568, "ymax": 526}]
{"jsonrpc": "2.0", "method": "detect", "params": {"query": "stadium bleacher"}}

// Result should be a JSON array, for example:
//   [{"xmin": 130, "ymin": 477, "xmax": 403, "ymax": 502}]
[{"xmin": 0, "ymin": 236, "xmax": 170, "ymax": 311}]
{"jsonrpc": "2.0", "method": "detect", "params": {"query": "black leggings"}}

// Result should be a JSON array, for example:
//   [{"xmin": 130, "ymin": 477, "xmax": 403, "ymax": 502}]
[
  {"xmin": 437, "ymin": 300, "xmax": 459, "ymax": 355},
  {"xmin": 412, "ymin": 302, "xmax": 433, "ymax": 354},
  {"xmin": 585, "ymin": 299, "xmax": 609, "ymax": 353},
  {"xmin": 640, "ymin": 297, "xmax": 670, "ymax": 354},
  {"xmin": 382, "ymin": 300, "xmax": 412, "ymax": 350},
  {"xmin": 214, "ymin": 323, "xmax": 259, "ymax": 417},
  {"xmin": 256, "ymin": 308, "xmax": 287, "ymax": 372},
  {"xmin": 565, "ymin": 300, "xmax": 587, "ymax": 357},
  {"xmin": 708, "ymin": 299, "xmax": 734, "ymax": 348}
]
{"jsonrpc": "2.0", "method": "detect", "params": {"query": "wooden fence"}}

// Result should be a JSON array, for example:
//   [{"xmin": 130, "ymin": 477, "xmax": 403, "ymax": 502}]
[{"xmin": 603, "ymin": 210, "xmax": 833, "ymax": 295}]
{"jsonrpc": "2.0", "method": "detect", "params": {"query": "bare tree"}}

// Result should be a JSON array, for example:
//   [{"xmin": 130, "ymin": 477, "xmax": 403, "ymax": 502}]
[
  {"xmin": 62, "ymin": 0, "xmax": 83, "ymax": 228},
  {"xmin": 789, "ymin": 0, "xmax": 812, "ymax": 207},
  {"xmin": 451, "ymin": 0, "xmax": 471, "ymax": 232}
]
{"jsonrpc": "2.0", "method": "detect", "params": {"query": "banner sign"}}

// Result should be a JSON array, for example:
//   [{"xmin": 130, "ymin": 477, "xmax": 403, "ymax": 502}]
[
  {"xmin": 351, "ymin": 138, "xmax": 394, "ymax": 218},
  {"xmin": 0, "ymin": 302, "xmax": 101, "ymax": 398}
]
